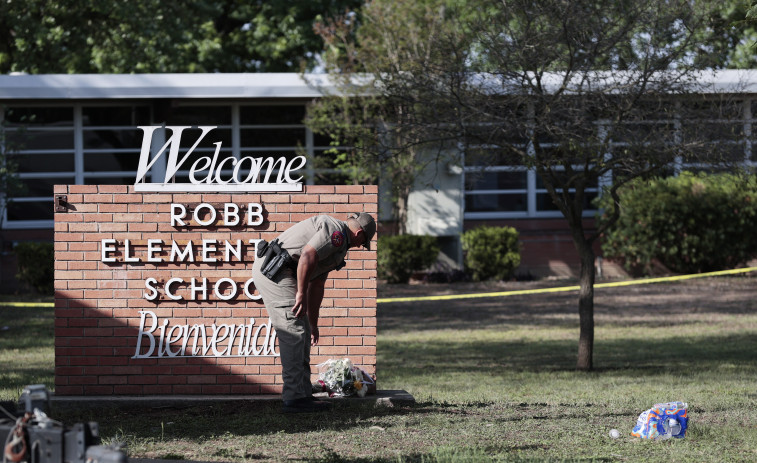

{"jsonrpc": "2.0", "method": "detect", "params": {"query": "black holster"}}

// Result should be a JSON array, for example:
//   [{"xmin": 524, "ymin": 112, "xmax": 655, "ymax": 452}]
[{"xmin": 257, "ymin": 239, "xmax": 294, "ymax": 280}]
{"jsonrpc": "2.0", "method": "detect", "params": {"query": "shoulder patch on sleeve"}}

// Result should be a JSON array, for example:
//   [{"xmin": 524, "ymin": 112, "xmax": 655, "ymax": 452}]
[{"xmin": 331, "ymin": 230, "xmax": 345, "ymax": 247}]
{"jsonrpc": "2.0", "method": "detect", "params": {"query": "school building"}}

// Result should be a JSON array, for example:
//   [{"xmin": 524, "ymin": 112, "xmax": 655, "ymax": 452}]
[{"xmin": 1, "ymin": 71, "xmax": 756, "ymax": 290}]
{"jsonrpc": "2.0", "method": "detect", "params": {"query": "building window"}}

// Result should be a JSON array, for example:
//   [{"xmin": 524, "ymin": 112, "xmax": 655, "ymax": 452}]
[
  {"xmin": 239, "ymin": 104, "xmax": 307, "ymax": 171},
  {"xmin": 463, "ymin": 98, "xmax": 755, "ymax": 220},
  {"xmin": 0, "ymin": 102, "xmax": 340, "ymax": 228},
  {"xmin": 82, "ymin": 105, "xmax": 152, "ymax": 186},
  {"xmin": 464, "ymin": 168, "xmax": 528, "ymax": 213},
  {"xmin": 2, "ymin": 106, "xmax": 75, "ymax": 224}
]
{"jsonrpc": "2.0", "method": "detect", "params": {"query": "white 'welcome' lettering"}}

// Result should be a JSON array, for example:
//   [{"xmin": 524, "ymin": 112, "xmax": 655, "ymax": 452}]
[{"xmin": 134, "ymin": 126, "xmax": 306, "ymax": 192}]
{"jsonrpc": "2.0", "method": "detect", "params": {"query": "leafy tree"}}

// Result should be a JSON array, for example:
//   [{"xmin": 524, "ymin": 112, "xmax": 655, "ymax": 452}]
[
  {"xmin": 747, "ymin": 1, "xmax": 757, "ymax": 49},
  {"xmin": 750, "ymin": 0, "xmax": 757, "ymax": 19},
  {"xmin": 0, "ymin": 0, "xmax": 361, "ymax": 73},
  {"xmin": 310, "ymin": 0, "xmax": 738, "ymax": 371},
  {"xmin": 306, "ymin": 3, "xmax": 466, "ymax": 232},
  {"xmin": 699, "ymin": 0, "xmax": 757, "ymax": 69}
]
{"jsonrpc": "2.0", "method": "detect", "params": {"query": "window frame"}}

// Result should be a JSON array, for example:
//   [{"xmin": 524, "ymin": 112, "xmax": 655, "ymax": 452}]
[
  {"xmin": 463, "ymin": 98, "xmax": 757, "ymax": 220},
  {"xmin": 0, "ymin": 101, "xmax": 325, "ymax": 229}
]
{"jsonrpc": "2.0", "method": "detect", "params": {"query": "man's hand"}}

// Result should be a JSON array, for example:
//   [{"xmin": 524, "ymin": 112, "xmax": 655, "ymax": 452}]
[
  {"xmin": 292, "ymin": 290, "xmax": 306, "ymax": 318},
  {"xmin": 311, "ymin": 325, "xmax": 320, "ymax": 346}
]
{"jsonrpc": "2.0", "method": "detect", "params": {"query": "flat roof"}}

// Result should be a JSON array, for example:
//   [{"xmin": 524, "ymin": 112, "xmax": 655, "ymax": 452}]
[
  {"xmin": 473, "ymin": 69, "xmax": 757, "ymax": 95},
  {"xmin": 0, "ymin": 73, "xmax": 338, "ymax": 100},
  {"xmin": 0, "ymin": 70, "xmax": 756, "ymax": 100}
]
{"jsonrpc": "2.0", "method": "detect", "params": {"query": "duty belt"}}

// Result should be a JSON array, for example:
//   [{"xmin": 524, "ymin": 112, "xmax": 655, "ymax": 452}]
[{"xmin": 257, "ymin": 239, "xmax": 294, "ymax": 280}]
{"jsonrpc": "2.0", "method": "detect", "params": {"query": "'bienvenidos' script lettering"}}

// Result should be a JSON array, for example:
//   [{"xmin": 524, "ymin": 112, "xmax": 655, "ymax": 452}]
[{"xmin": 133, "ymin": 311, "xmax": 278, "ymax": 358}]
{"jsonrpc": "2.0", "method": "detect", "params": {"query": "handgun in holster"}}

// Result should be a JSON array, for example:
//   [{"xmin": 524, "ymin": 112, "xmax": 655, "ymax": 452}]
[{"xmin": 257, "ymin": 239, "xmax": 294, "ymax": 280}]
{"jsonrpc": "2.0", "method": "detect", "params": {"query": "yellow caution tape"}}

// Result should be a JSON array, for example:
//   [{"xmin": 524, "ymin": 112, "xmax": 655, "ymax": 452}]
[
  {"xmin": 2, "ymin": 266, "xmax": 755, "ymax": 307},
  {"xmin": 376, "ymin": 266, "xmax": 757, "ymax": 304},
  {"xmin": 0, "ymin": 301, "xmax": 54, "ymax": 307}
]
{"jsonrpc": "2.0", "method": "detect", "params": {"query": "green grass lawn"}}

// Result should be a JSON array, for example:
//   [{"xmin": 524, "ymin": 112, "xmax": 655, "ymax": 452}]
[
  {"xmin": 1, "ymin": 277, "xmax": 756, "ymax": 462},
  {"xmin": 0, "ymin": 303, "xmax": 55, "ymax": 398}
]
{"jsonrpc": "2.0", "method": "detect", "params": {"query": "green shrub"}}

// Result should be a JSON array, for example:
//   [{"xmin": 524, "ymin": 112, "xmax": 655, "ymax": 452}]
[
  {"xmin": 597, "ymin": 172, "xmax": 757, "ymax": 275},
  {"xmin": 461, "ymin": 226, "xmax": 521, "ymax": 281},
  {"xmin": 14, "ymin": 241, "xmax": 54, "ymax": 295},
  {"xmin": 378, "ymin": 234, "xmax": 440, "ymax": 284}
]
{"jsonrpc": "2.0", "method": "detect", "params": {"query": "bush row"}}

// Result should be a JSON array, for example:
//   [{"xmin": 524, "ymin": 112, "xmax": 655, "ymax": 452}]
[
  {"xmin": 17, "ymin": 173, "xmax": 755, "ymax": 293},
  {"xmin": 15, "ymin": 241, "xmax": 54, "ymax": 294},
  {"xmin": 378, "ymin": 226, "xmax": 521, "ymax": 284},
  {"xmin": 460, "ymin": 226, "xmax": 521, "ymax": 281},
  {"xmin": 377, "ymin": 235, "xmax": 440, "ymax": 284},
  {"xmin": 597, "ymin": 172, "xmax": 757, "ymax": 275}
]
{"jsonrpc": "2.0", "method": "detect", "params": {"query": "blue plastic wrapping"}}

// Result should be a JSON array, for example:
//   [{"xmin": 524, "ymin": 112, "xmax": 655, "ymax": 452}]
[{"xmin": 631, "ymin": 401, "xmax": 688, "ymax": 440}]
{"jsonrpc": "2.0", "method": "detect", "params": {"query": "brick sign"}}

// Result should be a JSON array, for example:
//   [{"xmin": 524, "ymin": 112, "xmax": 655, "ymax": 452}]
[{"xmin": 53, "ymin": 185, "xmax": 377, "ymax": 396}]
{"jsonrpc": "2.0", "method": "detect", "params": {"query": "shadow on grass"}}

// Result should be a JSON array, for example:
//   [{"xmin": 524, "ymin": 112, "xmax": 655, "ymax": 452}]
[
  {"xmin": 53, "ymin": 400, "xmax": 413, "ymax": 441},
  {"xmin": 5, "ymin": 282, "xmax": 757, "ymax": 447},
  {"xmin": 54, "ymin": 399, "xmax": 575, "ymax": 445},
  {"xmin": 379, "ymin": 332, "xmax": 757, "ymax": 375},
  {"xmin": 49, "ymin": 329, "xmax": 756, "ymax": 442},
  {"xmin": 378, "ymin": 279, "xmax": 757, "ymax": 332}
]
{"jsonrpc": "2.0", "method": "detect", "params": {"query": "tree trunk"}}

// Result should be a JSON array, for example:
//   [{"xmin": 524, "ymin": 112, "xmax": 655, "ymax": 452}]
[
  {"xmin": 395, "ymin": 184, "xmax": 411, "ymax": 235},
  {"xmin": 575, "ymin": 237, "xmax": 596, "ymax": 371}
]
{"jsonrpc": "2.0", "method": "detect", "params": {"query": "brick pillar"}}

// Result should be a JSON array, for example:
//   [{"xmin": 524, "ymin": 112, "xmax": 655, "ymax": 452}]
[{"xmin": 53, "ymin": 185, "xmax": 377, "ymax": 396}]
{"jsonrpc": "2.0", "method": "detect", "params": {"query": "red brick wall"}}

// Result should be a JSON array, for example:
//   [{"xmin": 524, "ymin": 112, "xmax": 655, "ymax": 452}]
[
  {"xmin": 53, "ymin": 185, "xmax": 377, "ymax": 396},
  {"xmin": 464, "ymin": 218, "xmax": 604, "ymax": 278}
]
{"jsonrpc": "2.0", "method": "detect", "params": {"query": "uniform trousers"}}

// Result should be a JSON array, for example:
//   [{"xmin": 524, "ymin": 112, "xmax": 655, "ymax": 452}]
[{"xmin": 252, "ymin": 257, "xmax": 312, "ymax": 402}]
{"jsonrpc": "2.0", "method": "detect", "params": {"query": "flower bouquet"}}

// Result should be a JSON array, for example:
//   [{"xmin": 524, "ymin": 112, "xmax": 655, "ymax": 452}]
[{"xmin": 313, "ymin": 358, "xmax": 376, "ymax": 398}]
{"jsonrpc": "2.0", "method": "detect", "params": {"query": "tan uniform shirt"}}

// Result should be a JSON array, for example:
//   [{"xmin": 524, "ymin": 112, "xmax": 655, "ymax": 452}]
[{"xmin": 277, "ymin": 215, "xmax": 350, "ymax": 281}]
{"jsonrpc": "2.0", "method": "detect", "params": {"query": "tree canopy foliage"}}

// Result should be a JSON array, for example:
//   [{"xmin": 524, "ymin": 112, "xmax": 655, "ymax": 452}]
[
  {"xmin": 308, "ymin": 0, "xmax": 743, "ymax": 370},
  {"xmin": 704, "ymin": 0, "xmax": 757, "ymax": 69},
  {"xmin": 0, "ymin": 0, "xmax": 361, "ymax": 73},
  {"xmin": 1, "ymin": 0, "xmax": 753, "ymax": 74}
]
